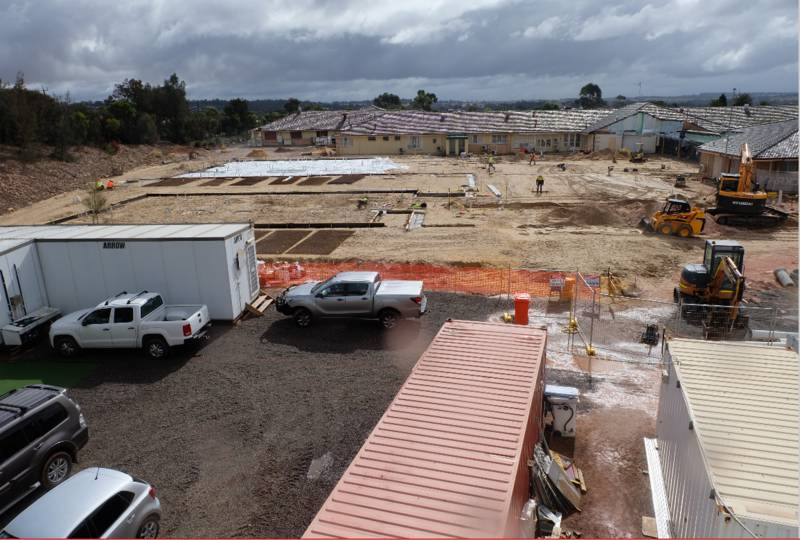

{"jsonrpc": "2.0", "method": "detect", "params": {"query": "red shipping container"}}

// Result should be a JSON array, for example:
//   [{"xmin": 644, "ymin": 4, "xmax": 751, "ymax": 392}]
[{"xmin": 304, "ymin": 319, "xmax": 547, "ymax": 538}]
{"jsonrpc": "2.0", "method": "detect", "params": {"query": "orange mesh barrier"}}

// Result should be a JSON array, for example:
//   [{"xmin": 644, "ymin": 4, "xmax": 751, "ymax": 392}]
[{"xmin": 260, "ymin": 260, "xmax": 576, "ymax": 298}]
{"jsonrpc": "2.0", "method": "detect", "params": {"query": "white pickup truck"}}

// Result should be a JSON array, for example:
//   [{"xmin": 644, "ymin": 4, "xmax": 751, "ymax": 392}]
[{"xmin": 49, "ymin": 292, "xmax": 210, "ymax": 359}]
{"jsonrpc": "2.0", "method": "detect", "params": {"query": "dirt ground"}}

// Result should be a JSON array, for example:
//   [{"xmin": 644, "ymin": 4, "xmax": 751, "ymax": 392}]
[
  {"xmin": 0, "ymin": 292, "xmax": 661, "ymax": 538},
  {"xmin": 6, "ymin": 149, "xmax": 793, "ymax": 289}
]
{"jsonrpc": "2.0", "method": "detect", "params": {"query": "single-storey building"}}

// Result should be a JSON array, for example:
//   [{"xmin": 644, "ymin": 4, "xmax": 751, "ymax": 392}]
[
  {"xmin": 582, "ymin": 102, "xmax": 695, "ymax": 154},
  {"xmin": 698, "ymin": 119, "xmax": 798, "ymax": 193},
  {"xmin": 646, "ymin": 339, "xmax": 798, "ymax": 538},
  {"xmin": 258, "ymin": 108, "xmax": 383, "ymax": 146},
  {"xmin": 335, "ymin": 109, "xmax": 609, "ymax": 156}
]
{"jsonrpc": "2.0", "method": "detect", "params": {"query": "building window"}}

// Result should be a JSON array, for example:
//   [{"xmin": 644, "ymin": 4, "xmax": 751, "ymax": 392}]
[
  {"xmin": 433, "ymin": 138, "xmax": 437, "ymax": 143},
  {"xmin": 382, "ymin": 136, "xmax": 389, "ymax": 141},
  {"xmin": 546, "ymin": 139, "xmax": 551, "ymax": 147},
  {"xmin": 491, "ymin": 134, "xmax": 507, "ymax": 144},
  {"xmin": 290, "ymin": 131, "xmax": 302, "ymax": 139},
  {"xmin": 576, "ymin": 134, "xmax": 582, "ymax": 147},
  {"xmin": 316, "ymin": 130, "xmax": 328, "ymax": 137},
  {"xmin": 368, "ymin": 136, "xmax": 376, "ymax": 141},
  {"xmin": 472, "ymin": 135, "xmax": 478, "ymax": 144},
  {"xmin": 341, "ymin": 137, "xmax": 351, "ymax": 146},
  {"xmin": 394, "ymin": 135, "xmax": 401, "ymax": 141},
  {"xmin": 409, "ymin": 136, "xmax": 421, "ymax": 148}
]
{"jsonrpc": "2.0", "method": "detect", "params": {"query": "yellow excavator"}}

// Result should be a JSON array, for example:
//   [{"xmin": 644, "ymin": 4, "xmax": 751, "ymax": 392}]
[
  {"xmin": 708, "ymin": 143, "xmax": 788, "ymax": 227},
  {"xmin": 640, "ymin": 196, "xmax": 706, "ymax": 237},
  {"xmin": 673, "ymin": 239, "xmax": 749, "ymax": 339}
]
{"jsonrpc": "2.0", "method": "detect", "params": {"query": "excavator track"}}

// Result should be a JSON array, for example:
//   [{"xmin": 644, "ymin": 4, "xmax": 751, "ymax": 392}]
[{"xmin": 708, "ymin": 206, "xmax": 789, "ymax": 228}]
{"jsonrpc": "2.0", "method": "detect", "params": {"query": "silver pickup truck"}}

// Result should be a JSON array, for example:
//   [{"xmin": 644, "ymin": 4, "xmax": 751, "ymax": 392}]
[{"xmin": 275, "ymin": 271, "xmax": 427, "ymax": 328}]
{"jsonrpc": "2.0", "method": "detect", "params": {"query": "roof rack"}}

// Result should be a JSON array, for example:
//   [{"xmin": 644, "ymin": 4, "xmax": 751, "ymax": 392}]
[
  {"xmin": 0, "ymin": 403, "xmax": 28, "ymax": 414},
  {"xmin": 104, "ymin": 291, "xmax": 129, "ymax": 306},
  {"xmin": 126, "ymin": 290, "xmax": 149, "ymax": 304}
]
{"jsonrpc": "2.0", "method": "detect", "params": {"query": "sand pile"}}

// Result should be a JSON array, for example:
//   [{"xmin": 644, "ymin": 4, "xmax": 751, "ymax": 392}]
[{"xmin": 247, "ymin": 149, "xmax": 268, "ymax": 158}]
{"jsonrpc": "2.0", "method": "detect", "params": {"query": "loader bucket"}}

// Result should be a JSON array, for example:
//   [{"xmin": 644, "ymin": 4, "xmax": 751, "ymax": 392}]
[{"xmin": 637, "ymin": 217, "xmax": 653, "ymax": 231}]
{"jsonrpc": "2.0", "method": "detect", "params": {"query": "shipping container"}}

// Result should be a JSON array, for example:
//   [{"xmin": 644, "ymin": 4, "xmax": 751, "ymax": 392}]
[
  {"xmin": 0, "ymin": 224, "xmax": 258, "ymax": 321},
  {"xmin": 650, "ymin": 338, "xmax": 798, "ymax": 538},
  {"xmin": 304, "ymin": 319, "xmax": 547, "ymax": 538},
  {"xmin": 0, "ymin": 238, "xmax": 50, "ymax": 343}
]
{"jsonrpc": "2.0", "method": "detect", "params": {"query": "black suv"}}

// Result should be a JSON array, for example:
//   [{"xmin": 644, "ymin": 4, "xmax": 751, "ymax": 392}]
[{"xmin": 0, "ymin": 385, "xmax": 89, "ymax": 512}]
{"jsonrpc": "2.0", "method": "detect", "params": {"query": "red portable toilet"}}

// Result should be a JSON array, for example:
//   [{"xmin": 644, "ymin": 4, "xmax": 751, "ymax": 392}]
[{"xmin": 514, "ymin": 293, "xmax": 530, "ymax": 325}]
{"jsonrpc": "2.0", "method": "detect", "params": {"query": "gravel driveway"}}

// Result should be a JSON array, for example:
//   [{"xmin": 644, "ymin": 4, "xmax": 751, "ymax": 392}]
[{"xmin": 62, "ymin": 292, "xmax": 498, "ymax": 537}]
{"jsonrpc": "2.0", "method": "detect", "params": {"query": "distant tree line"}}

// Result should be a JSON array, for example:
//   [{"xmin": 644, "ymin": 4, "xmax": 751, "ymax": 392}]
[{"xmin": 0, "ymin": 72, "xmax": 272, "ymax": 160}]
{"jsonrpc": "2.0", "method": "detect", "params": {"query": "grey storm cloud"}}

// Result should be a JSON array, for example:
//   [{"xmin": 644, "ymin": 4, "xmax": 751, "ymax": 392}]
[{"xmin": 0, "ymin": 0, "xmax": 797, "ymax": 100}]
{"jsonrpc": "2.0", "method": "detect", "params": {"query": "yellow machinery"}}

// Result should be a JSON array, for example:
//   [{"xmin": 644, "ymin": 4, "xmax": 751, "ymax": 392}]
[
  {"xmin": 708, "ymin": 143, "xmax": 788, "ymax": 227},
  {"xmin": 630, "ymin": 143, "xmax": 646, "ymax": 163},
  {"xmin": 641, "ymin": 197, "xmax": 706, "ymax": 237},
  {"xmin": 673, "ymin": 239, "xmax": 749, "ymax": 339}
]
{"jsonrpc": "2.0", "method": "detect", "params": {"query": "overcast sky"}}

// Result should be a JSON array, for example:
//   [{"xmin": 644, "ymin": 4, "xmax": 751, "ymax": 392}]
[{"xmin": 1, "ymin": 0, "xmax": 797, "ymax": 102}]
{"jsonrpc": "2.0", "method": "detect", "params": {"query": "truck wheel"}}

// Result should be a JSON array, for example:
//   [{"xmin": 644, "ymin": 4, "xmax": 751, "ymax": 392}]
[
  {"xmin": 293, "ymin": 308, "xmax": 312, "ymax": 328},
  {"xmin": 54, "ymin": 336, "xmax": 80, "ymax": 359},
  {"xmin": 144, "ymin": 337, "xmax": 170, "ymax": 359},
  {"xmin": 41, "ymin": 450, "xmax": 72, "ymax": 489},
  {"xmin": 378, "ymin": 309, "xmax": 400, "ymax": 330}
]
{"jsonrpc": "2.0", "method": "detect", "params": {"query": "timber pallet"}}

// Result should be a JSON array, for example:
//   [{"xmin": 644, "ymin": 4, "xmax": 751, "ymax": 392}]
[{"xmin": 245, "ymin": 293, "xmax": 274, "ymax": 318}]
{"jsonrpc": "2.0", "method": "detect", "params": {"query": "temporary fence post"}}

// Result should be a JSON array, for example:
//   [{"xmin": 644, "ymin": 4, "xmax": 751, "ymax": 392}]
[{"xmin": 769, "ymin": 307, "xmax": 777, "ymax": 346}]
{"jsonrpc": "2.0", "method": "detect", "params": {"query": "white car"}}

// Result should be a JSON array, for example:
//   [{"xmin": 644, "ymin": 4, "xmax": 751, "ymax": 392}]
[
  {"xmin": 0, "ymin": 468, "xmax": 161, "ymax": 538},
  {"xmin": 49, "ymin": 292, "xmax": 210, "ymax": 359}
]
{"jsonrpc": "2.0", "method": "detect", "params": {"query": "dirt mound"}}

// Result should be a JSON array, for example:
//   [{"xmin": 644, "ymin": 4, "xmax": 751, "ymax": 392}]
[
  {"xmin": 543, "ymin": 203, "xmax": 631, "ymax": 227},
  {"xmin": 247, "ymin": 149, "xmax": 268, "ymax": 158},
  {"xmin": 0, "ymin": 144, "xmax": 166, "ymax": 213},
  {"xmin": 275, "ymin": 146, "xmax": 292, "ymax": 153},
  {"xmin": 572, "ymin": 149, "xmax": 617, "ymax": 161}
]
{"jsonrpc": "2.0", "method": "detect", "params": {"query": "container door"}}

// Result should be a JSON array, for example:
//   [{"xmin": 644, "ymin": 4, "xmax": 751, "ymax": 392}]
[{"xmin": 246, "ymin": 241, "xmax": 258, "ymax": 297}]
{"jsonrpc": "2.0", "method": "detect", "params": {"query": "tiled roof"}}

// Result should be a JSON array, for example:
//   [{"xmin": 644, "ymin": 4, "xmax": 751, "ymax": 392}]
[
  {"xmin": 583, "ymin": 102, "xmax": 686, "ymax": 133},
  {"xmin": 698, "ymin": 119, "xmax": 798, "ymax": 159},
  {"xmin": 260, "ymin": 107, "xmax": 384, "ymax": 131},
  {"xmin": 341, "ymin": 109, "xmax": 610, "ymax": 135},
  {"xmin": 682, "ymin": 105, "xmax": 798, "ymax": 133}
]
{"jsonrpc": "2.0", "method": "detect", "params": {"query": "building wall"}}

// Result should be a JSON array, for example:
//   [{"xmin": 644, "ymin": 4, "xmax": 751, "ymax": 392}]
[
  {"xmin": 337, "ymin": 133, "xmax": 446, "ymax": 155},
  {"xmin": 657, "ymin": 350, "xmax": 798, "ymax": 538},
  {"xmin": 511, "ymin": 132, "xmax": 583, "ymax": 153}
]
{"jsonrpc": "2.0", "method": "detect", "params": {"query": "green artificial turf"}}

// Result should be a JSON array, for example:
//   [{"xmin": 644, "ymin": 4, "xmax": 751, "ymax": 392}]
[{"xmin": 0, "ymin": 361, "xmax": 96, "ymax": 394}]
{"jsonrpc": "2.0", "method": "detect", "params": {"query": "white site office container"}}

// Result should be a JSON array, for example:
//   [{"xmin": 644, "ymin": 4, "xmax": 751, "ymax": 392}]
[
  {"xmin": 652, "ymin": 338, "xmax": 798, "ymax": 538},
  {"xmin": 0, "ymin": 238, "xmax": 50, "ymax": 343},
  {"xmin": 0, "ymin": 224, "xmax": 259, "ymax": 321}
]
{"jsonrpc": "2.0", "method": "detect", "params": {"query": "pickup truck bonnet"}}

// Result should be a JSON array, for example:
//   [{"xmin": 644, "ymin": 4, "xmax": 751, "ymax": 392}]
[
  {"xmin": 51, "ymin": 309, "xmax": 90, "ymax": 327},
  {"xmin": 285, "ymin": 282, "xmax": 320, "ymax": 297}
]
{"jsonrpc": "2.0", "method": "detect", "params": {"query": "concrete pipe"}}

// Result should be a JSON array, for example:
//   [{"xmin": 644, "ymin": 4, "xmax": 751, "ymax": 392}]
[{"xmin": 774, "ymin": 268, "xmax": 795, "ymax": 287}]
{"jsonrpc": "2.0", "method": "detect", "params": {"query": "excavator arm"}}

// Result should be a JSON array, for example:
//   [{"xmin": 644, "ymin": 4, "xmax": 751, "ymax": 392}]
[{"xmin": 737, "ymin": 143, "xmax": 755, "ymax": 193}]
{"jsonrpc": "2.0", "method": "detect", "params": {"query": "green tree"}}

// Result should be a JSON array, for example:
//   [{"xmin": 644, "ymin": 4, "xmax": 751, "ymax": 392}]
[
  {"xmin": 373, "ymin": 92, "xmax": 402, "ymax": 109},
  {"xmin": 411, "ymin": 89, "xmax": 438, "ymax": 111},
  {"xmin": 578, "ymin": 83, "xmax": 605, "ymax": 108},
  {"xmin": 284, "ymin": 98, "xmax": 301, "ymax": 114},
  {"xmin": 136, "ymin": 113, "xmax": 158, "ymax": 144},
  {"xmin": 535, "ymin": 102, "xmax": 560, "ymax": 110},
  {"xmin": 733, "ymin": 93, "xmax": 752, "ymax": 106},
  {"xmin": 222, "ymin": 98, "xmax": 255, "ymax": 134},
  {"xmin": 709, "ymin": 93, "xmax": 728, "ymax": 107}
]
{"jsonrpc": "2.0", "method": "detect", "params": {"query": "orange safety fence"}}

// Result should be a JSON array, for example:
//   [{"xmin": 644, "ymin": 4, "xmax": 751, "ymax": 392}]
[{"xmin": 258, "ymin": 260, "xmax": 599, "ymax": 298}]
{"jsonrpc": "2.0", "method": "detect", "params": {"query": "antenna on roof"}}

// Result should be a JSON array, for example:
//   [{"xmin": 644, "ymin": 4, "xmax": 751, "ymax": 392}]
[{"xmin": 95, "ymin": 467, "xmax": 100, "ymax": 480}]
